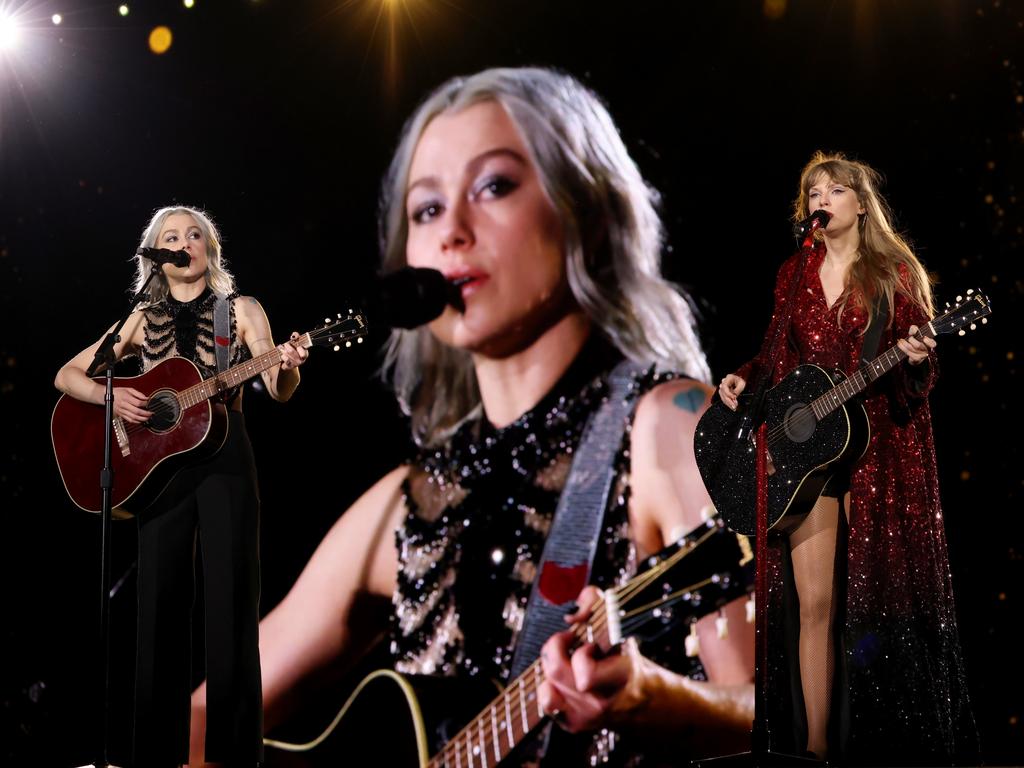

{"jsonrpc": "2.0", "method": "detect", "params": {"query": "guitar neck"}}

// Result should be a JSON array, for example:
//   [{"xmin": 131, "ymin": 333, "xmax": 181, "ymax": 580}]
[
  {"xmin": 811, "ymin": 322, "xmax": 935, "ymax": 419},
  {"xmin": 429, "ymin": 656, "xmax": 553, "ymax": 768},
  {"xmin": 176, "ymin": 333, "xmax": 312, "ymax": 409}
]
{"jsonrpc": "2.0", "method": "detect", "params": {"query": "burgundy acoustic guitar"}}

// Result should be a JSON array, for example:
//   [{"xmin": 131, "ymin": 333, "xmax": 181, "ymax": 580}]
[{"xmin": 51, "ymin": 311, "xmax": 367, "ymax": 517}]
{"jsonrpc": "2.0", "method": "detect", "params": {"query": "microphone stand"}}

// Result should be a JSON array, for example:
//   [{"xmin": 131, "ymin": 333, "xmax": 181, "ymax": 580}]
[
  {"xmin": 694, "ymin": 228, "xmax": 823, "ymax": 768},
  {"xmin": 84, "ymin": 264, "xmax": 162, "ymax": 768}
]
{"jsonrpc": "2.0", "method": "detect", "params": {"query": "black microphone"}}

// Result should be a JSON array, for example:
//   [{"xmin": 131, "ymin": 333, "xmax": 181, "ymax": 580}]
[
  {"xmin": 137, "ymin": 247, "xmax": 191, "ymax": 268},
  {"xmin": 357, "ymin": 267, "xmax": 466, "ymax": 329},
  {"xmin": 792, "ymin": 209, "xmax": 832, "ymax": 241}
]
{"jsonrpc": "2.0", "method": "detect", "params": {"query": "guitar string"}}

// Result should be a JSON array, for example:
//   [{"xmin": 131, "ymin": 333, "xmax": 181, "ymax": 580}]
[{"xmin": 432, "ymin": 526, "xmax": 726, "ymax": 766}]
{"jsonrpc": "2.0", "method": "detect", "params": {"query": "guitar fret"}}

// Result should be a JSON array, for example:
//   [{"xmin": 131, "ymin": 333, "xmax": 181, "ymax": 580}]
[
  {"xmin": 490, "ymin": 705, "xmax": 500, "ymax": 761},
  {"xmin": 478, "ymin": 718, "xmax": 487, "ymax": 768},
  {"xmin": 504, "ymin": 690, "xmax": 514, "ymax": 749},
  {"xmin": 519, "ymin": 676, "xmax": 528, "ymax": 732},
  {"xmin": 534, "ymin": 665, "xmax": 543, "ymax": 719}
]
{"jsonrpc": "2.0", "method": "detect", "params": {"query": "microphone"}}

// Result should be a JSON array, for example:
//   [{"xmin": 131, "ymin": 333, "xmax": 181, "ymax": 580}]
[
  {"xmin": 792, "ymin": 209, "xmax": 832, "ymax": 243},
  {"xmin": 357, "ymin": 267, "xmax": 466, "ymax": 329},
  {"xmin": 137, "ymin": 247, "xmax": 191, "ymax": 268}
]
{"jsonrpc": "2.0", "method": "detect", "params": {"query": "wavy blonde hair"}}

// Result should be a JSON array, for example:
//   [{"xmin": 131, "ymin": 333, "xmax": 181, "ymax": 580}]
[
  {"xmin": 378, "ymin": 66, "xmax": 711, "ymax": 446},
  {"xmin": 131, "ymin": 206, "xmax": 236, "ymax": 303},
  {"xmin": 795, "ymin": 152, "xmax": 934, "ymax": 328}
]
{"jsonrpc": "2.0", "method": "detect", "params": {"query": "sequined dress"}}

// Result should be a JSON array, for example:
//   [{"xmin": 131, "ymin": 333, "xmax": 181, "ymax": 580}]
[
  {"xmin": 735, "ymin": 245, "xmax": 978, "ymax": 764},
  {"xmin": 391, "ymin": 339, "xmax": 705, "ymax": 767}
]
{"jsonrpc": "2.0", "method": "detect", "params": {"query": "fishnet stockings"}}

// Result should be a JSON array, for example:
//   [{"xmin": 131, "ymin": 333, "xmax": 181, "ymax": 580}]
[{"xmin": 789, "ymin": 492, "xmax": 849, "ymax": 759}]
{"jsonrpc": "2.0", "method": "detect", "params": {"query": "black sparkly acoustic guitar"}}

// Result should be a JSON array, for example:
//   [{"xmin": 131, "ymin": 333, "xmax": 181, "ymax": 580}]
[
  {"xmin": 262, "ymin": 516, "xmax": 753, "ymax": 767},
  {"xmin": 694, "ymin": 289, "xmax": 991, "ymax": 537}
]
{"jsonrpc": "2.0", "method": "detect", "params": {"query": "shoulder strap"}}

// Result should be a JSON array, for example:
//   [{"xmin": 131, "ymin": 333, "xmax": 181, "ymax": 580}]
[
  {"xmin": 213, "ymin": 293, "xmax": 231, "ymax": 374},
  {"xmin": 509, "ymin": 359, "xmax": 644, "ymax": 679},
  {"xmin": 860, "ymin": 293, "xmax": 889, "ymax": 365}
]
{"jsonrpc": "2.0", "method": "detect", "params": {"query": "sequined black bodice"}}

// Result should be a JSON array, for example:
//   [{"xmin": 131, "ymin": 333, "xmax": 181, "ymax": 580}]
[
  {"xmin": 391, "ymin": 338, "xmax": 705, "ymax": 765},
  {"xmin": 141, "ymin": 288, "xmax": 251, "ymax": 387}
]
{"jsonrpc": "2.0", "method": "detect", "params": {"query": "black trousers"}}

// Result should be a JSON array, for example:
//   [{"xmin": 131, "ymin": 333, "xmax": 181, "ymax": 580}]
[{"xmin": 133, "ymin": 410, "xmax": 263, "ymax": 767}]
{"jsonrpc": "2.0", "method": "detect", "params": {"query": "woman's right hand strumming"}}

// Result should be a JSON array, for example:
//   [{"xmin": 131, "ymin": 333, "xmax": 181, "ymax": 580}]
[
  {"xmin": 113, "ymin": 387, "xmax": 154, "ymax": 423},
  {"xmin": 718, "ymin": 374, "xmax": 746, "ymax": 411}
]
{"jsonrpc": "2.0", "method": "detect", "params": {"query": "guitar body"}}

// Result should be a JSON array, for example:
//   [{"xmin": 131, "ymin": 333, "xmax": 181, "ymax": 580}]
[
  {"xmin": 264, "ymin": 671, "xmax": 501, "ymax": 768},
  {"xmin": 51, "ymin": 356, "xmax": 229, "ymax": 517},
  {"xmin": 695, "ymin": 364, "xmax": 870, "ymax": 536}
]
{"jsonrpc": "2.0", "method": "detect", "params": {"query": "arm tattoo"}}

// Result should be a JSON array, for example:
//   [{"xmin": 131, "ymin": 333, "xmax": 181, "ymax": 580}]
[{"xmin": 672, "ymin": 389, "xmax": 706, "ymax": 413}]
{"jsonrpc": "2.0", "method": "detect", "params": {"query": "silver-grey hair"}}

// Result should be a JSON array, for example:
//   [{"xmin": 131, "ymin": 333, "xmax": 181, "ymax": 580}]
[
  {"xmin": 379, "ymin": 66, "xmax": 711, "ymax": 445},
  {"xmin": 131, "ymin": 206, "xmax": 235, "ymax": 302}
]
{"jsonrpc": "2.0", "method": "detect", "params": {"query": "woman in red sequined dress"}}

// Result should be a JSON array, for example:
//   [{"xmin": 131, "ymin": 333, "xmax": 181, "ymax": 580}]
[{"xmin": 719, "ymin": 153, "xmax": 977, "ymax": 764}]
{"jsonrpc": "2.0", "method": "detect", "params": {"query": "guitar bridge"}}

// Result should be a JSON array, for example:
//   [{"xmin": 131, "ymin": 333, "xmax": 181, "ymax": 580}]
[{"xmin": 112, "ymin": 417, "xmax": 131, "ymax": 457}]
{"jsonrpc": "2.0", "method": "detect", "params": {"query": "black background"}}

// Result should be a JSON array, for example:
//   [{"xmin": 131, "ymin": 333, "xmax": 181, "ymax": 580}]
[{"xmin": 1, "ymin": 1, "xmax": 1020, "ymax": 765}]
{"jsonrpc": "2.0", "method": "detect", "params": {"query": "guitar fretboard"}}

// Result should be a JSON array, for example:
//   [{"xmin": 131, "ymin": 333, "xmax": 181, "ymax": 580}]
[
  {"xmin": 808, "ymin": 323, "xmax": 933, "ymax": 421},
  {"xmin": 176, "ymin": 333, "xmax": 312, "ymax": 409}
]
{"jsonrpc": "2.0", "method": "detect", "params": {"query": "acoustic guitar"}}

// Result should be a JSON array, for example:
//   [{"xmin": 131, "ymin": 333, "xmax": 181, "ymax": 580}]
[
  {"xmin": 694, "ymin": 289, "xmax": 991, "ymax": 536},
  {"xmin": 51, "ymin": 311, "xmax": 367, "ymax": 517},
  {"xmin": 263, "ymin": 516, "xmax": 754, "ymax": 767}
]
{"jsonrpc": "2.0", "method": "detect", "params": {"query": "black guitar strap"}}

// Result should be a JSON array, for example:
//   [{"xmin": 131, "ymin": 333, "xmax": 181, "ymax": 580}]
[
  {"xmin": 508, "ymin": 360, "xmax": 644, "ymax": 679},
  {"xmin": 213, "ymin": 293, "xmax": 231, "ymax": 374},
  {"xmin": 860, "ymin": 294, "xmax": 889, "ymax": 368}
]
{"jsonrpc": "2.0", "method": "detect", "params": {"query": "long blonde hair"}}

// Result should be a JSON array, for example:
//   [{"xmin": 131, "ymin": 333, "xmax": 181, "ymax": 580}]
[
  {"xmin": 131, "ymin": 206, "xmax": 236, "ymax": 303},
  {"xmin": 794, "ymin": 152, "xmax": 934, "ymax": 328},
  {"xmin": 378, "ymin": 67, "xmax": 711, "ymax": 446}
]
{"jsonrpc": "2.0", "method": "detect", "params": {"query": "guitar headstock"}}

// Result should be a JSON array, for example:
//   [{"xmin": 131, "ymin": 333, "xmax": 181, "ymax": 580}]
[
  {"xmin": 931, "ymin": 289, "xmax": 992, "ymax": 338},
  {"xmin": 589, "ymin": 517, "xmax": 754, "ymax": 653},
  {"xmin": 307, "ymin": 311, "xmax": 369, "ymax": 351}
]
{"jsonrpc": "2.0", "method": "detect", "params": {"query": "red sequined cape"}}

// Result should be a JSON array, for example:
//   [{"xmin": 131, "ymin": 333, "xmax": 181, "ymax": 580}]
[{"xmin": 735, "ymin": 244, "xmax": 977, "ymax": 764}]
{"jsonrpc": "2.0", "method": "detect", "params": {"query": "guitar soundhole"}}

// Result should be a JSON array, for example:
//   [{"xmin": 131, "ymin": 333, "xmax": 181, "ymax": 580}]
[
  {"xmin": 783, "ymin": 404, "xmax": 816, "ymax": 443},
  {"xmin": 146, "ymin": 389, "xmax": 182, "ymax": 433}
]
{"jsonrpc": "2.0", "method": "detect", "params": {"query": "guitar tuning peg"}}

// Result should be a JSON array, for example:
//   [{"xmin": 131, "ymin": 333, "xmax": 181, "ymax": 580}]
[
  {"xmin": 958, "ymin": 329, "xmax": 966, "ymax": 337},
  {"xmin": 715, "ymin": 609, "xmax": 729, "ymax": 640},
  {"xmin": 981, "ymin": 318, "xmax": 988, "ymax": 324},
  {"xmin": 956, "ymin": 295, "xmax": 963, "ymax": 302},
  {"xmin": 333, "ymin": 344, "xmax": 340, "ymax": 352},
  {"xmin": 970, "ymin": 323, "xmax": 977, "ymax": 331},
  {"xmin": 357, "ymin": 337, "xmax": 364, "ymax": 344},
  {"xmin": 967, "ymin": 289, "xmax": 974, "ymax": 295},
  {"xmin": 945, "ymin": 302, "xmax": 951, "ymax": 309},
  {"xmin": 337, "ymin": 312, "xmax": 342, "ymax": 318},
  {"xmin": 324, "ymin": 317, "xmax": 330, "ymax": 323},
  {"xmin": 345, "ymin": 340, "xmax": 352, "ymax": 348},
  {"xmin": 685, "ymin": 622, "xmax": 700, "ymax": 658}
]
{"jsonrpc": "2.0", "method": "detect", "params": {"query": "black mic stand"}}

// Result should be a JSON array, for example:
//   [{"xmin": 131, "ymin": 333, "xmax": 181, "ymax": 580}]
[
  {"xmin": 84, "ymin": 264, "xmax": 162, "ymax": 768},
  {"xmin": 693, "ymin": 231, "xmax": 823, "ymax": 768}
]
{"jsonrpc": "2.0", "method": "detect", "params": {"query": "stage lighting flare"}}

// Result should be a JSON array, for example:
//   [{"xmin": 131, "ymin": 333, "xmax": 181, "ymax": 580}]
[
  {"xmin": 52, "ymin": 14, "xmax": 63, "ymax": 26},
  {"xmin": 183, "ymin": 0, "xmax": 195, "ymax": 7},
  {"xmin": 149, "ymin": 25, "xmax": 172, "ymax": 54},
  {"xmin": 0, "ymin": 12, "xmax": 22, "ymax": 51},
  {"xmin": 118, "ymin": 4, "xmax": 129, "ymax": 17}
]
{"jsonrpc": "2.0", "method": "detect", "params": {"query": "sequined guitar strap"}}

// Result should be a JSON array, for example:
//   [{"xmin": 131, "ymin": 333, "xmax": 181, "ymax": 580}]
[
  {"xmin": 508, "ymin": 359, "xmax": 644, "ymax": 679},
  {"xmin": 213, "ymin": 293, "xmax": 231, "ymax": 374}
]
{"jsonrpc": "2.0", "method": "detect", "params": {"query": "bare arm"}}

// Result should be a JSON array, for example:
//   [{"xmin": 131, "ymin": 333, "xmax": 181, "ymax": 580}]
[
  {"xmin": 234, "ymin": 296, "xmax": 307, "ymax": 402},
  {"xmin": 540, "ymin": 379, "xmax": 755, "ymax": 759},
  {"xmin": 54, "ymin": 312, "xmax": 153, "ymax": 422},
  {"xmin": 189, "ymin": 466, "xmax": 409, "ymax": 766}
]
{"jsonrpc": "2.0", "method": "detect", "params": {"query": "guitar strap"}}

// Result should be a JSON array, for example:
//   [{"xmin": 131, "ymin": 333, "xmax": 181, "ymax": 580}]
[
  {"xmin": 509, "ymin": 359, "xmax": 644, "ymax": 679},
  {"xmin": 213, "ymin": 293, "xmax": 231, "ymax": 374},
  {"xmin": 859, "ymin": 294, "xmax": 889, "ymax": 368}
]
